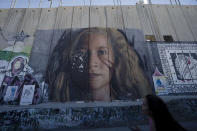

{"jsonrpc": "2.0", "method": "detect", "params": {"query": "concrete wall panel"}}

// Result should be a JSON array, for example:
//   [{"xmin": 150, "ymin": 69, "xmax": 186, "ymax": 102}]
[
  {"xmin": 0, "ymin": 9, "xmax": 9, "ymax": 27},
  {"xmin": 20, "ymin": 9, "xmax": 41, "ymax": 36},
  {"xmin": 105, "ymin": 6, "xmax": 124, "ymax": 29},
  {"xmin": 0, "ymin": 9, "xmax": 26, "ymax": 50},
  {"xmin": 167, "ymin": 5, "xmax": 195, "ymax": 41},
  {"xmin": 122, "ymin": 6, "xmax": 141, "ymax": 29},
  {"xmin": 30, "ymin": 8, "xmax": 57, "ymax": 73},
  {"xmin": 50, "ymin": 7, "xmax": 73, "ymax": 55},
  {"xmin": 3, "ymin": 9, "xmax": 26, "ymax": 34},
  {"xmin": 54, "ymin": 7, "xmax": 73, "ymax": 30},
  {"xmin": 19, "ymin": 8, "xmax": 42, "ymax": 53},
  {"xmin": 90, "ymin": 6, "xmax": 106, "ymax": 27},
  {"xmin": 0, "ymin": 5, "xmax": 197, "ymax": 104},
  {"xmin": 0, "ymin": 9, "xmax": 9, "ymax": 49},
  {"xmin": 72, "ymin": 6, "xmax": 89, "ymax": 28},
  {"xmin": 71, "ymin": 7, "xmax": 81, "ymax": 28},
  {"xmin": 152, "ymin": 5, "xmax": 178, "ymax": 41},
  {"xmin": 136, "ymin": 5, "xmax": 154, "ymax": 36},
  {"xmin": 181, "ymin": 6, "xmax": 197, "ymax": 41},
  {"xmin": 37, "ymin": 8, "xmax": 57, "ymax": 30},
  {"xmin": 80, "ymin": 6, "xmax": 89, "ymax": 28},
  {"xmin": 32, "ymin": 8, "xmax": 57, "ymax": 54}
]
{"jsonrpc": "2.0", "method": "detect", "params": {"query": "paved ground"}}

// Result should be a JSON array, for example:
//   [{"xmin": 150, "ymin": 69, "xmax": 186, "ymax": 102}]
[
  {"xmin": 138, "ymin": 120, "xmax": 197, "ymax": 131},
  {"xmin": 42, "ymin": 120, "xmax": 197, "ymax": 131}
]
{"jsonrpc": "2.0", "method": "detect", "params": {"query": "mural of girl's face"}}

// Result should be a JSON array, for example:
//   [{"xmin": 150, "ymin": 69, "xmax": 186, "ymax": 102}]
[{"xmin": 80, "ymin": 33, "xmax": 114, "ymax": 90}]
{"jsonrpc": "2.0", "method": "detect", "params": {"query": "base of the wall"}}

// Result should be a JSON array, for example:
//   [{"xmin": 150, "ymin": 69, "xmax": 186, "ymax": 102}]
[{"xmin": 0, "ymin": 96, "xmax": 197, "ymax": 130}]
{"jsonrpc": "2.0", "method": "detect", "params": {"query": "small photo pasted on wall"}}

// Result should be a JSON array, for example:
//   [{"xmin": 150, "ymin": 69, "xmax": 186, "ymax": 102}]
[{"xmin": 46, "ymin": 27, "xmax": 152, "ymax": 102}]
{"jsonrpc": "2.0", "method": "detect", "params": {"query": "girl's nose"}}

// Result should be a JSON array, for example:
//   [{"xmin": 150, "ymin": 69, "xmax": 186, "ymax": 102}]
[{"xmin": 89, "ymin": 52, "xmax": 99, "ymax": 68}]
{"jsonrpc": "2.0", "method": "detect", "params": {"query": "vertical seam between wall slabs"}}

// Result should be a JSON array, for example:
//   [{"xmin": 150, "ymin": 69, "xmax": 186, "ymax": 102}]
[
  {"xmin": 29, "ymin": 8, "xmax": 42, "ymax": 63},
  {"xmin": 117, "ymin": 0, "xmax": 132, "ymax": 125},
  {"xmin": 67, "ymin": 6, "xmax": 75, "ymax": 101},
  {"xmin": 14, "ymin": 8, "xmax": 27, "ymax": 66},
  {"xmin": 165, "ymin": 5, "xmax": 180, "ymax": 41},
  {"xmin": 117, "ymin": 0, "xmax": 133, "ymax": 72},
  {"xmin": 136, "ymin": 4, "xmax": 146, "ymax": 40},
  {"xmin": 194, "ymin": 7, "xmax": 197, "ymax": 41},
  {"xmin": 104, "ymin": 5, "xmax": 111, "ymax": 101},
  {"xmin": 137, "ymin": 4, "xmax": 156, "ymax": 40},
  {"xmin": 106, "ymin": 2, "xmax": 110, "ymax": 101},
  {"xmin": 3, "ymin": 8, "xmax": 14, "ymax": 29},
  {"xmin": 17, "ymin": 8, "xmax": 27, "ymax": 34},
  {"xmin": 118, "ymin": 0, "xmax": 137, "ymax": 98},
  {"xmin": 2, "ymin": 8, "xmax": 27, "ymax": 87},
  {"xmin": 144, "ymin": 5, "xmax": 157, "ymax": 41},
  {"xmin": 148, "ymin": 4, "xmax": 163, "ymax": 41},
  {"xmin": 1, "ymin": 8, "xmax": 14, "ymax": 70},
  {"xmin": 45, "ymin": 8, "xmax": 58, "ymax": 79},
  {"xmin": 48, "ymin": 8, "xmax": 58, "ymax": 59},
  {"xmin": 40, "ymin": 8, "xmax": 58, "ymax": 101},
  {"xmin": 0, "ymin": 8, "xmax": 14, "ymax": 87},
  {"xmin": 88, "ymin": 0, "xmax": 92, "ymax": 100}
]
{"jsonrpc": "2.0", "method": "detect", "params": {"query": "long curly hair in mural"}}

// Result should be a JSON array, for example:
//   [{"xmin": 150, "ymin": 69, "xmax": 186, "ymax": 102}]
[{"xmin": 46, "ymin": 27, "xmax": 152, "ymax": 102}]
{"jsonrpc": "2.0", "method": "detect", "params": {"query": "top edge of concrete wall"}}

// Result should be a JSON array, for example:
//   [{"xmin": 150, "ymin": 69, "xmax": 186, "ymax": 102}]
[{"xmin": 0, "ymin": 4, "xmax": 196, "ymax": 9}]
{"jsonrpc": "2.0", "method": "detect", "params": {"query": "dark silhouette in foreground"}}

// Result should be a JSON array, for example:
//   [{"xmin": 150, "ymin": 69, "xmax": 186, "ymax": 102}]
[{"xmin": 142, "ymin": 95, "xmax": 186, "ymax": 131}]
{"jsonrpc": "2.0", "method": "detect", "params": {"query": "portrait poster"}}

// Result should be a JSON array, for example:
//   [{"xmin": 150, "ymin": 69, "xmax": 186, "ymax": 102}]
[
  {"xmin": 20, "ymin": 85, "xmax": 35, "ymax": 105},
  {"xmin": 3, "ymin": 86, "xmax": 18, "ymax": 102},
  {"xmin": 152, "ymin": 68, "xmax": 168, "ymax": 95},
  {"xmin": 0, "ymin": 30, "xmax": 32, "ymax": 99},
  {"xmin": 168, "ymin": 52, "xmax": 197, "ymax": 84},
  {"xmin": 46, "ymin": 27, "xmax": 153, "ymax": 102}
]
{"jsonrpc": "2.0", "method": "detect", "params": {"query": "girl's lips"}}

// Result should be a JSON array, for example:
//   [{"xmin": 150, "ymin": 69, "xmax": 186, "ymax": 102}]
[{"xmin": 89, "ymin": 73, "xmax": 102, "ymax": 78}]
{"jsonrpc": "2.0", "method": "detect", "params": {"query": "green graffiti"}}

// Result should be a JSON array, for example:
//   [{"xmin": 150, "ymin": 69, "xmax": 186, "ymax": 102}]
[{"xmin": 0, "ymin": 51, "xmax": 30, "ymax": 61}]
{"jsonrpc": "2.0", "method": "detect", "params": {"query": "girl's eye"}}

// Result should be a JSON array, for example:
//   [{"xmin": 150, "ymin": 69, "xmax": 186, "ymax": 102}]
[
  {"xmin": 74, "ymin": 49, "xmax": 87, "ymax": 55},
  {"xmin": 79, "ymin": 49, "xmax": 88, "ymax": 53},
  {"xmin": 98, "ymin": 49, "xmax": 107, "ymax": 56}
]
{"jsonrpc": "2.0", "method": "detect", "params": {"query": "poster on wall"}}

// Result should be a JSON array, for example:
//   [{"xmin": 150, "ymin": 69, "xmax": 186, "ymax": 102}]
[
  {"xmin": 169, "ymin": 52, "xmax": 197, "ymax": 83},
  {"xmin": 46, "ymin": 27, "xmax": 153, "ymax": 102},
  {"xmin": 0, "ymin": 30, "xmax": 46, "ymax": 104},
  {"xmin": 3, "ymin": 86, "xmax": 18, "ymax": 102},
  {"xmin": 158, "ymin": 43, "xmax": 197, "ymax": 94},
  {"xmin": 152, "ymin": 67, "xmax": 168, "ymax": 95},
  {"xmin": 0, "ymin": 30, "xmax": 31, "ymax": 86},
  {"xmin": 20, "ymin": 85, "xmax": 35, "ymax": 105}
]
